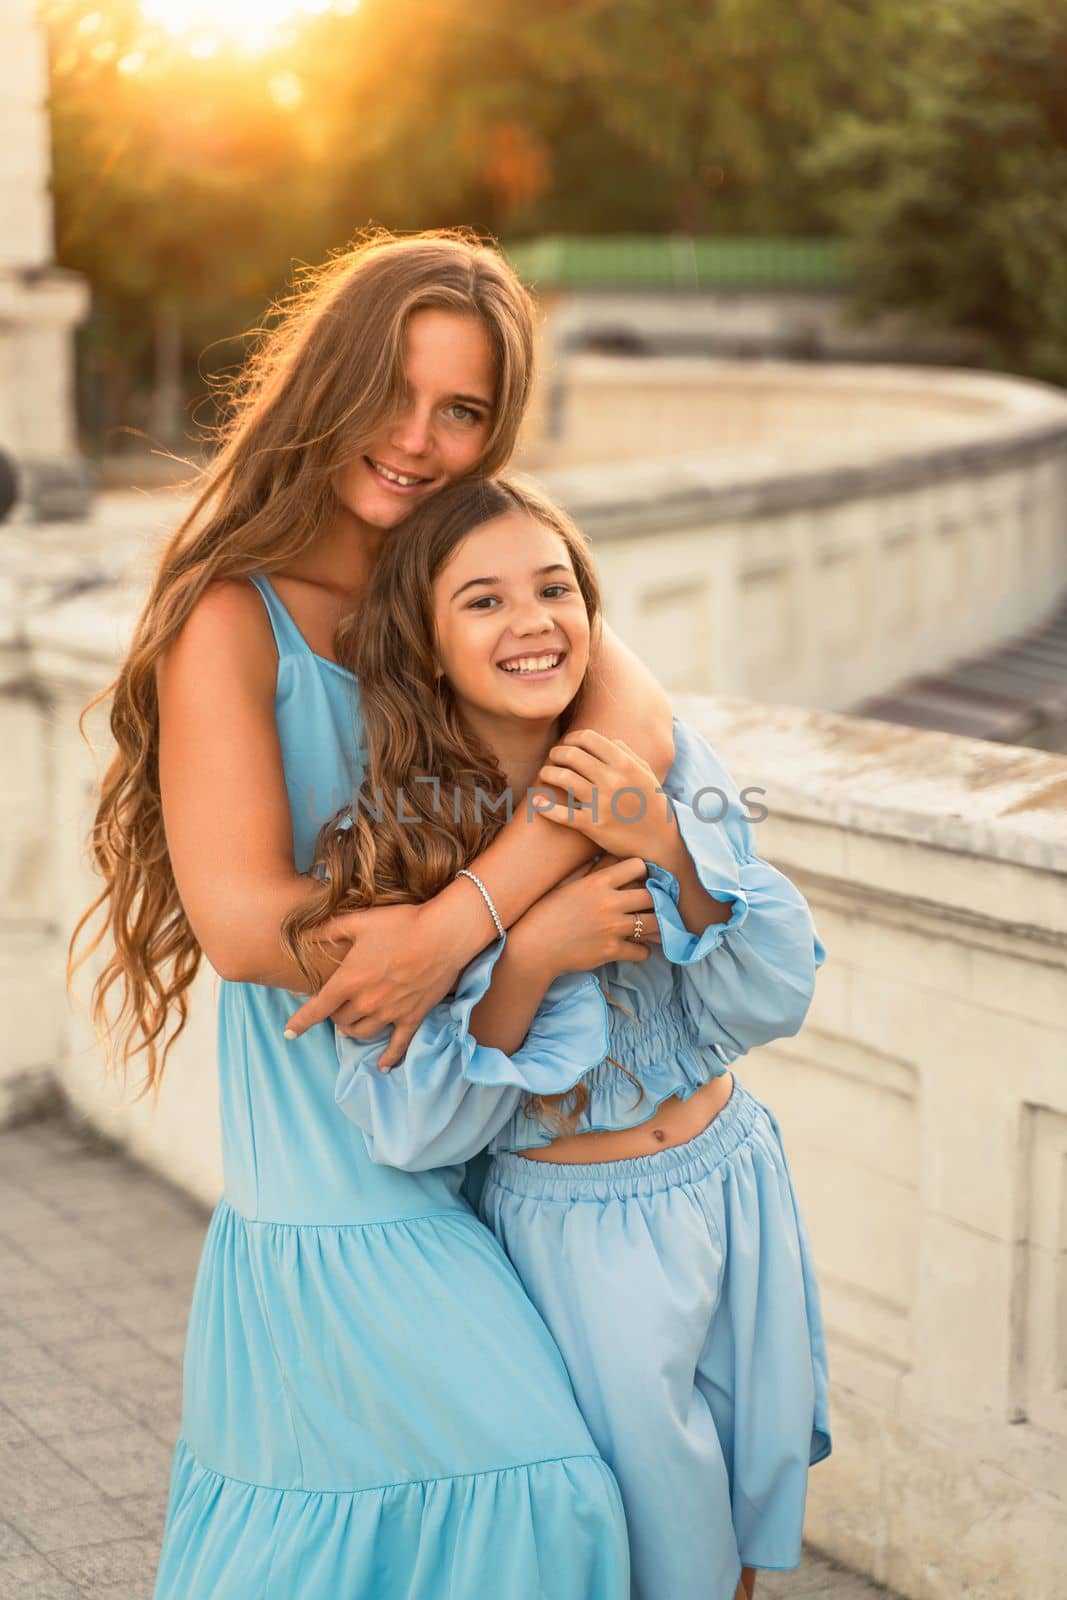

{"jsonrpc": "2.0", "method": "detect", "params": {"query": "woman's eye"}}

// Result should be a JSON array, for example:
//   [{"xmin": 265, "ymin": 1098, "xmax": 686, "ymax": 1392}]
[
  {"xmin": 542, "ymin": 584, "xmax": 573, "ymax": 599},
  {"xmin": 447, "ymin": 403, "xmax": 482, "ymax": 425}
]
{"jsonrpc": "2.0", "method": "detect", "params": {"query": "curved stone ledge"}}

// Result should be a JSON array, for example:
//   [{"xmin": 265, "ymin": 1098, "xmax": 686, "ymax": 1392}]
[
  {"xmin": 543, "ymin": 412, "xmax": 1067, "ymax": 539},
  {"xmin": 674, "ymin": 691, "xmax": 1067, "ymax": 881},
  {"xmin": 524, "ymin": 364, "xmax": 1067, "ymax": 710}
]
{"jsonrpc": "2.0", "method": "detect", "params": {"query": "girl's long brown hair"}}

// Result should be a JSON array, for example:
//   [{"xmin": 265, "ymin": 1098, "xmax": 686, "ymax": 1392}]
[
  {"xmin": 282, "ymin": 474, "xmax": 638, "ymax": 1131},
  {"xmin": 70, "ymin": 230, "xmax": 536, "ymax": 1099}
]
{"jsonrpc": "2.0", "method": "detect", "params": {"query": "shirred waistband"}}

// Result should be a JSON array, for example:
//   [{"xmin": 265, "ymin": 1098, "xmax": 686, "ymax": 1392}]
[{"xmin": 487, "ymin": 1077, "xmax": 773, "ymax": 1201}]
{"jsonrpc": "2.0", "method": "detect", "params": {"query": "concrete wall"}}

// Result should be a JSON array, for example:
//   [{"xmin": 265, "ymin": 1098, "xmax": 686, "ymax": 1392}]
[
  {"xmin": 669, "ymin": 692, "xmax": 1067, "ymax": 1600},
  {"xmin": 0, "ymin": 0, "xmax": 52, "ymax": 269},
  {"xmin": 531, "ymin": 288, "xmax": 985, "ymax": 371},
  {"xmin": 528, "ymin": 353, "xmax": 1067, "ymax": 468}
]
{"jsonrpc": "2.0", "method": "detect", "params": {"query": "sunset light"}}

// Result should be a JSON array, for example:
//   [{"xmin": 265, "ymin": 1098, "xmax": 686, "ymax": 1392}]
[{"xmin": 138, "ymin": 0, "xmax": 359, "ymax": 56}]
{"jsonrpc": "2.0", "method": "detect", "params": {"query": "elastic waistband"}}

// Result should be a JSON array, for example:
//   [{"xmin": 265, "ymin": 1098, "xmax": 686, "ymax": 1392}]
[{"xmin": 488, "ymin": 1078, "xmax": 771, "ymax": 1202}]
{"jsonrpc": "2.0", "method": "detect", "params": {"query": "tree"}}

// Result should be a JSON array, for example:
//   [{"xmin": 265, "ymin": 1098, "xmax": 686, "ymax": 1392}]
[
  {"xmin": 504, "ymin": 0, "xmax": 900, "ymax": 233},
  {"xmin": 807, "ymin": 0, "xmax": 1067, "ymax": 383}
]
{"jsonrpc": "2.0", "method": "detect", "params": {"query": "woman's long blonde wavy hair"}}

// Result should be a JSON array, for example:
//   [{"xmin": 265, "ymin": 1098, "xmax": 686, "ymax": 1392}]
[
  {"xmin": 282, "ymin": 474, "xmax": 639, "ymax": 1133},
  {"xmin": 70, "ymin": 230, "xmax": 536, "ymax": 1098}
]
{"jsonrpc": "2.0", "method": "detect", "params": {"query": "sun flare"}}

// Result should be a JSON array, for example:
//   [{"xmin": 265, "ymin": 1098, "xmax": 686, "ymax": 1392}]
[{"xmin": 138, "ymin": 0, "xmax": 358, "ymax": 56}]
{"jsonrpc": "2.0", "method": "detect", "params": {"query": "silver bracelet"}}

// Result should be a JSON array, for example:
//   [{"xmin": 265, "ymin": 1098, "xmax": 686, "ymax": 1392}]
[{"xmin": 454, "ymin": 869, "xmax": 505, "ymax": 941}]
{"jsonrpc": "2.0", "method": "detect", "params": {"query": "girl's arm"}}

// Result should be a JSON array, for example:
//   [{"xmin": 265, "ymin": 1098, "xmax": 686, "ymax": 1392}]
[
  {"xmin": 333, "ymin": 942, "xmax": 608, "ymax": 1171},
  {"xmin": 464, "ymin": 854, "xmax": 657, "ymax": 1053},
  {"xmin": 529, "ymin": 718, "xmax": 826, "ymax": 1062},
  {"xmin": 335, "ymin": 860, "xmax": 659, "ymax": 1169},
  {"xmin": 285, "ymin": 627, "xmax": 674, "ymax": 1061}
]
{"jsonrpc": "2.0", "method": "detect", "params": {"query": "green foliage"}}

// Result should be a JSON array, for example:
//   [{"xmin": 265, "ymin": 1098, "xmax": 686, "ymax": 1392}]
[
  {"xmin": 40, "ymin": 0, "xmax": 1067, "ymax": 444},
  {"xmin": 807, "ymin": 0, "xmax": 1067, "ymax": 383}
]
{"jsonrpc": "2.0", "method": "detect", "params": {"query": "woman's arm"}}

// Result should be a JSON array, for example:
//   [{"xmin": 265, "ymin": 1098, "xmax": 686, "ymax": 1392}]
[
  {"xmin": 572, "ymin": 623, "xmax": 676, "ymax": 777},
  {"xmin": 157, "ymin": 580, "xmax": 347, "ymax": 988}
]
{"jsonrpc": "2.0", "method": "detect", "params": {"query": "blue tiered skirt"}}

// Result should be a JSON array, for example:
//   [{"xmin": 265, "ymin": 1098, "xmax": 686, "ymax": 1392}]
[{"xmin": 153, "ymin": 1170, "xmax": 629, "ymax": 1599}]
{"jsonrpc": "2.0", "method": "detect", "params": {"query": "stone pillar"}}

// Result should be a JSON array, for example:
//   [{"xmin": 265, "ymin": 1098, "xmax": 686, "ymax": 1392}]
[{"xmin": 0, "ymin": 0, "xmax": 91, "ymax": 520}]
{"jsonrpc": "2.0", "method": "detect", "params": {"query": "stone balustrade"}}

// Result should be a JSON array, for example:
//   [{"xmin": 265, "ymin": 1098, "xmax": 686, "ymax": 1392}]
[{"xmin": 529, "ymin": 360, "xmax": 1067, "ymax": 710}]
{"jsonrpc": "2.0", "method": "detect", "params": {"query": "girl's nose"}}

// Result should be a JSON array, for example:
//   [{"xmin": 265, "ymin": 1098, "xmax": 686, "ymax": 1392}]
[{"xmin": 513, "ymin": 601, "xmax": 556, "ymax": 636}]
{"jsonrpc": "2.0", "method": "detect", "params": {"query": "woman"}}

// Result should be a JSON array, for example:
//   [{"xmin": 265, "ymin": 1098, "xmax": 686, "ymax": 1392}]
[{"xmin": 72, "ymin": 230, "xmax": 675, "ymax": 1597}]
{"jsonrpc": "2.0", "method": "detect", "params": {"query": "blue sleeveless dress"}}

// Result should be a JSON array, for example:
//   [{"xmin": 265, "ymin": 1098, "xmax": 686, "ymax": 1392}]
[{"xmin": 152, "ymin": 576, "xmax": 629, "ymax": 1600}]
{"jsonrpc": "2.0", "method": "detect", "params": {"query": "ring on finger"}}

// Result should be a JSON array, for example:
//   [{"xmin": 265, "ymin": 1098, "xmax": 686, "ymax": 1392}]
[{"xmin": 631, "ymin": 912, "xmax": 645, "ymax": 944}]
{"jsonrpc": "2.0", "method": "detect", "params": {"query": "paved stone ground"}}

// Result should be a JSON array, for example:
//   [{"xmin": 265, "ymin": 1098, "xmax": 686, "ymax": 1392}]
[{"xmin": 0, "ymin": 1114, "xmax": 898, "ymax": 1600}]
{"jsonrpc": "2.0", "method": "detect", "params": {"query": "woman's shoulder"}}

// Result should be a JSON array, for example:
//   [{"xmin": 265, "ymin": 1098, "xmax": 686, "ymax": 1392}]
[
  {"xmin": 186, "ymin": 576, "xmax": 272, "ymax": 636},
  {"xmin": 159, "ymin": 578, "xmax": 277, "ymax": 698}
]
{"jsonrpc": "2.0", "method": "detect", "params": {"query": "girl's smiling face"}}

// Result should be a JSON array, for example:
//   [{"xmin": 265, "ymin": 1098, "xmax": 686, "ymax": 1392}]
[{"xmin": 431, "ymin": 512, "xmax": 591, "ymax": 737}]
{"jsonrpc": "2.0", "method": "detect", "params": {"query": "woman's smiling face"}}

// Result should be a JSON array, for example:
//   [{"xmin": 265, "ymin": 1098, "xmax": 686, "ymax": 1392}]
[
  {"xmin": 334, "ymin": 308, "xmax": 497, "ymax": 530},
  {"xmin": 431, "ymin": 512, "xmax": 591, "ymax": 731}
]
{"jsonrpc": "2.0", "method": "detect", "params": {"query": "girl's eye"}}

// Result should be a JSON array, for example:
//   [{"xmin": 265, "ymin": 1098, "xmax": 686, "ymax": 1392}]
[
  {"xmin": 542, "ymin": 584, "xmax": 573, "ymax": 599},
  {"xmin": 467, "ymin": 595, "xmax": 499, "ymax": 610}
]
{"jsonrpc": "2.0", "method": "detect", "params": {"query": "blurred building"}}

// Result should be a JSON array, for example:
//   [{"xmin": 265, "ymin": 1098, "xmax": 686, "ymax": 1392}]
[
  {"xmin": 510, "ymin": 235, "xmax": 983, "ymax": 457},
  {"xmin": 0, "ymin": 0, "xmax": 90, "ymax": 520}
]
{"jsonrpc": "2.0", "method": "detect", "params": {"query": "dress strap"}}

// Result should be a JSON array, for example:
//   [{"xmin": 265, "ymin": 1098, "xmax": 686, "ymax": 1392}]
[{"xmin": 248, "ymin": 574, "xmax": 312, "ymax": 661}]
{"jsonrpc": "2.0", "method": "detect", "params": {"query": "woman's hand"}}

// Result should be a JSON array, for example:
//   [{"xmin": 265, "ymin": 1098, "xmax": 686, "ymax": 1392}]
[
  {"xmin": 283, "ymin": 901, "xmax": 467, "ymax": 1065},
  {"xmin": 508, "ymin": 854, "xmax": 661, "ymax": 983},
  {"xmin": 535, "ymin": 730, "xmax": 677, "ymax": 864}
]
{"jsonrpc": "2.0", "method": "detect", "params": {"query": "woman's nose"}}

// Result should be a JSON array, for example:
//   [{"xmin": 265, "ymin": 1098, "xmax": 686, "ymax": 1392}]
[{"xmin": 389, "ymin": 404, "xmax": 432, "ymax": 457}]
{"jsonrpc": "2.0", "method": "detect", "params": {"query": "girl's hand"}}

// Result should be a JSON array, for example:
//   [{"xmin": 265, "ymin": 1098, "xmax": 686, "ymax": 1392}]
[
  {"xmin": 535, "ymin": 729, "xmax": 677, "ymax": 864},
  {"xmin": 508, "ymin": 854, "xmax": 661, "ymax": 983},
  {"xmin": 283, "ymin": 901, "xmax": 465, "ymax": 1065}
]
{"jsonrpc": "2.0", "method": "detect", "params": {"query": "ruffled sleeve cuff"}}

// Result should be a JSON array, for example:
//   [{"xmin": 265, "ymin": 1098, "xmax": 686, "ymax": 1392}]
[
  {"xmin": 334, "ymin": 933, "xmax": 608, "ymax": 1169},
  {"xmin": 339, "ymin": 931, "xmax": 610, "ymax": 1099},
  {"xmin": 449, "ymin": 938, "xmax": 611, "ymax": 1095},
  {"xmin": 645, "ymin": 804, "xmax": 750, "ymax": 969}
]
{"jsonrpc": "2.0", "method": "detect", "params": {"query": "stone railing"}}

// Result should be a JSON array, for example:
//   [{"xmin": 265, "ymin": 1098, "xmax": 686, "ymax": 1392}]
[
  {"xmin": 668, "ymin": 691, "xmax": 1067, "ymax": 1600},
  {"xmin": 526, "ymin": 361, "xmax": 1067, "ymax": 711}
]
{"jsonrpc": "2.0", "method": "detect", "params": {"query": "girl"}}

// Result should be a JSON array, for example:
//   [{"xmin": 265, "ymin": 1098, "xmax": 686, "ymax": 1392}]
[
  {"xmin": 293, "ymin": 475, "xmax": 832, "ymax": 1600},
  {"xmin": 74, "ymin": 231, "xmax": 682, "ymax": 1597}
]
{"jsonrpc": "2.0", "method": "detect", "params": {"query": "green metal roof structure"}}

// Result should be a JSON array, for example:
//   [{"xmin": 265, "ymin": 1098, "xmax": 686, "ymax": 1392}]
[{"xmin": 504, "ymin": 235, "xmax": 849, "ymax": 292}]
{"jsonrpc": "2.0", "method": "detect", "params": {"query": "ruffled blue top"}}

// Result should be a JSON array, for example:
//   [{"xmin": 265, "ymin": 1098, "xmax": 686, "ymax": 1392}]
[{"xmin": 335, "ymin": 716, "xmax": 826, "ymax": 1162}]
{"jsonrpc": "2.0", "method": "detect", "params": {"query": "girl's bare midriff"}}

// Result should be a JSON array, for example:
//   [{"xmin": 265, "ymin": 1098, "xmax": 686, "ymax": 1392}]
[{"xmin": 519, "ymin": 1071, "xmax": 735, "ymax": 1165}]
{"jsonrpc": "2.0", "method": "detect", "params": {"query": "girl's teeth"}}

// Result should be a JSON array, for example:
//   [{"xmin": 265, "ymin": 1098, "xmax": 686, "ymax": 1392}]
[{"xmin": 501, "ymin": 655, "xmax": 561, "ymax": 674}]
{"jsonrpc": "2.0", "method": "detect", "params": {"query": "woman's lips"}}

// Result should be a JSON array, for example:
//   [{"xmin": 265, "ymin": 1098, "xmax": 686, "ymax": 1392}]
[{"xmin": 365, "ymin": 457, "xmax": 434, "ymax": 495}]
